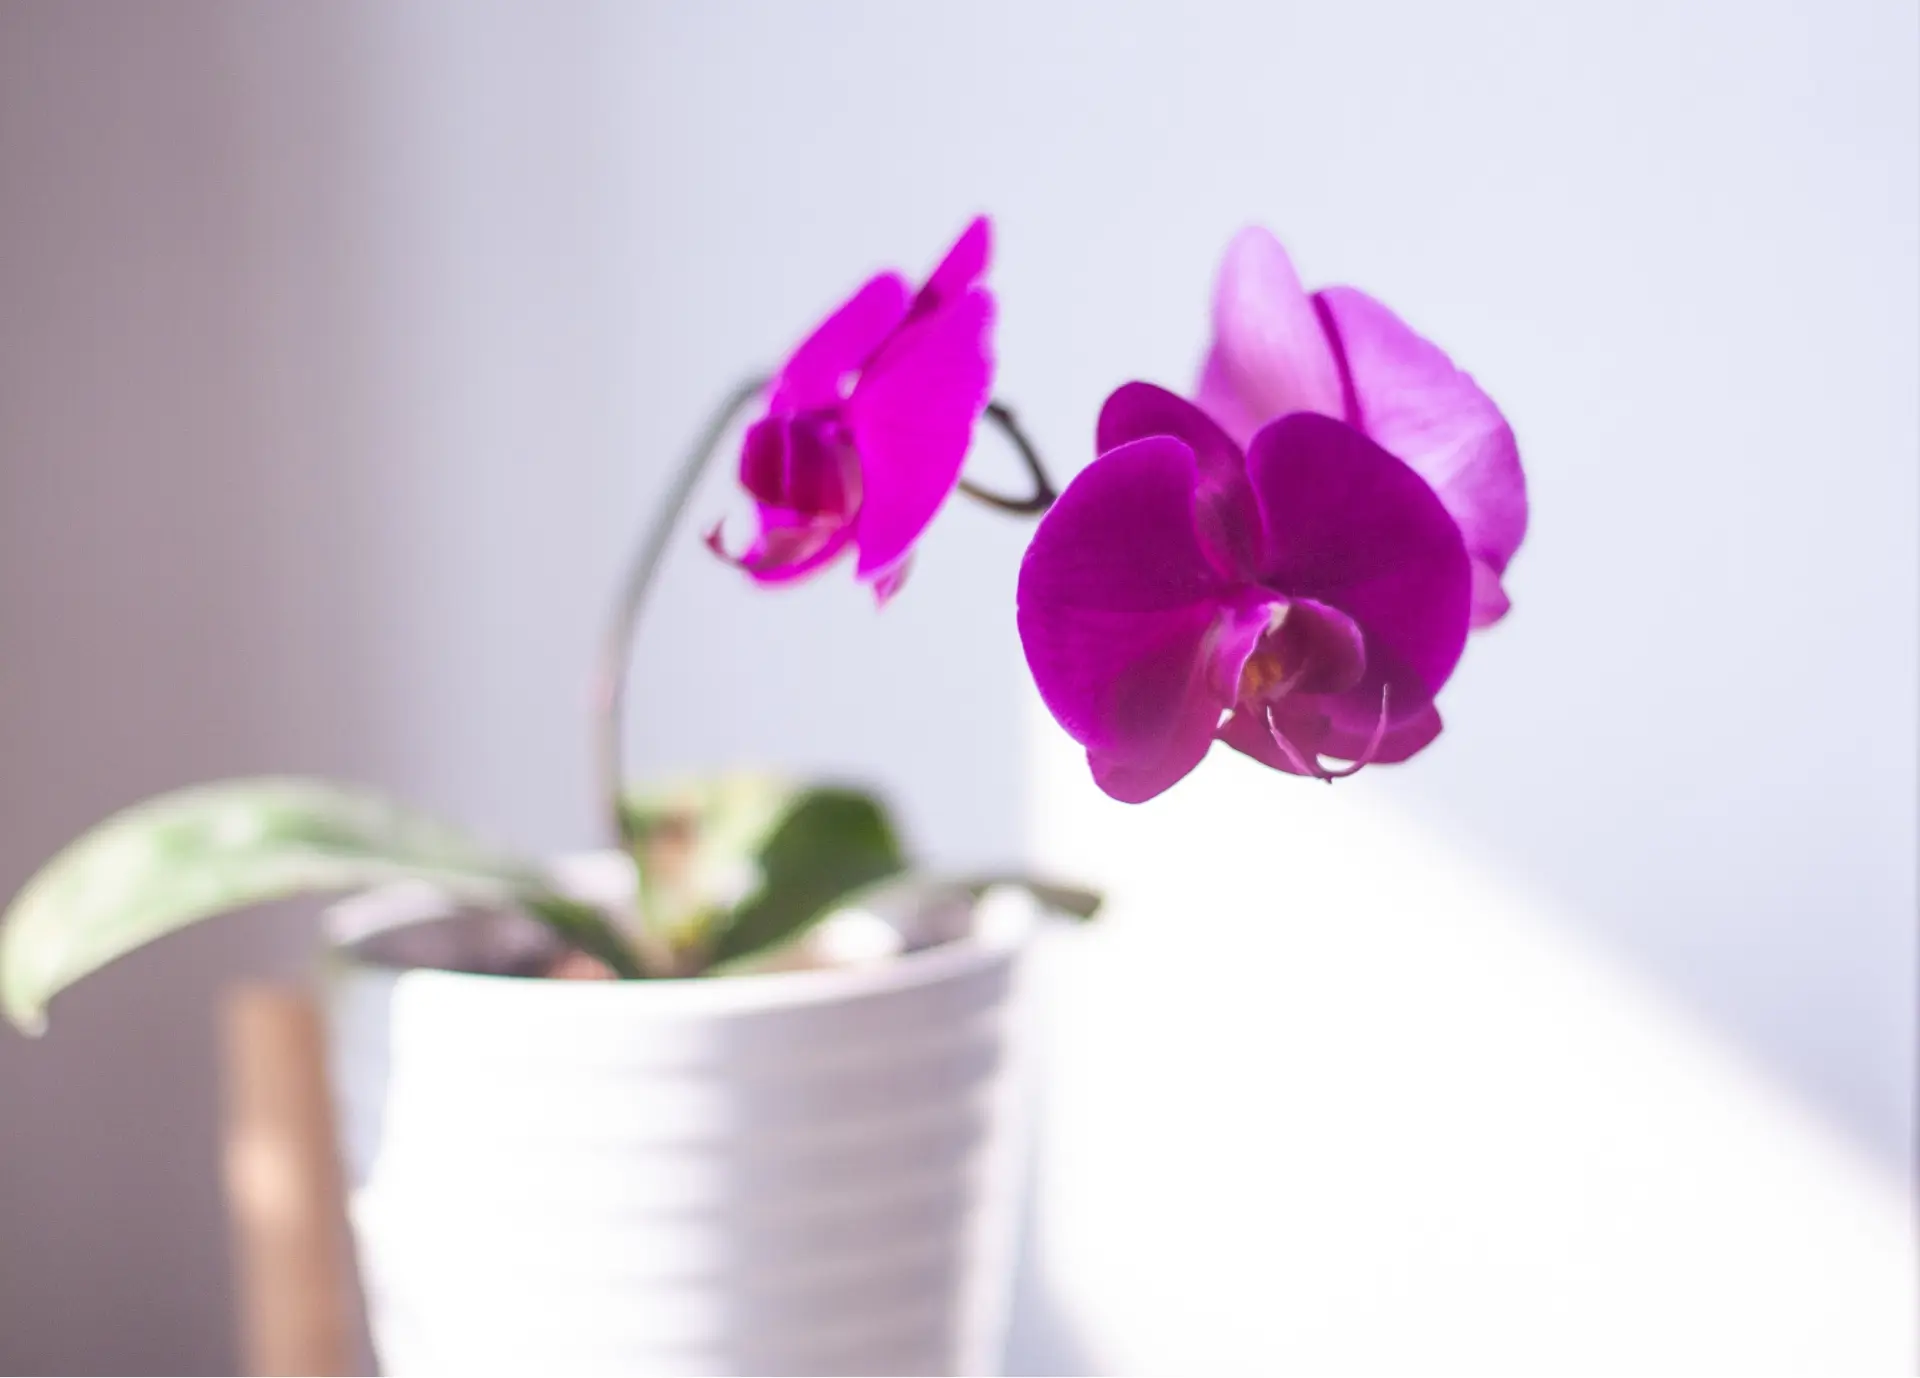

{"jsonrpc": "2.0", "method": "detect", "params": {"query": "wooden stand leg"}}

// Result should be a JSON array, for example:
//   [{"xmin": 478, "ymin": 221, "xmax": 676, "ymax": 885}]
[{"xmin": 221, "ymin": 985, "xmax": 357, "ymax": 1376}]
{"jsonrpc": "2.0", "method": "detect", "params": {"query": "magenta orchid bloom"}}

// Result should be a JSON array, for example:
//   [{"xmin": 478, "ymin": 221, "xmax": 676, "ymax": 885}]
[
  {"xmin": 1196, "ymin": 228, "xmax": 1526, "ymax": 628},
  {"xmin": 1018, "ymin": 384, "xmax": 1471, "ymax": 803},
  {"xmin": 707, "ymin": 216, "xmax": 996, "ymax": 601}
]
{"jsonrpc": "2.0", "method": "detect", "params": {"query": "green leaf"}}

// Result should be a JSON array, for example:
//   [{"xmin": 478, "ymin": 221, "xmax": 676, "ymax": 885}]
[
  {"xmin": 704, "ymin": 867, "xmax": 1103, "ymax": 975},
  {"xmin": 621, "ymin": 773, "xmax": 800, "ymax": 951},
  {"xmin": 0, "ymin": 777, "xmax": 639, "ymax": 1032},
  {"xmin": 952, "ymin": 873, "xmax": 1103, "ymax": 921},
  {"xmin": 703, "ymin": 786, "xmax": 908, "ymax": 970},
  {"xmin": 812, "ymin": 869, "xmax": 1103, "ymax": 930},
  {"xmin": 618, "ymin": 775, "xmax": 1097, "ymax": 976},
  {"xmin": 516, "ymin": 894, "xmax": 648, "ymax": 982}
]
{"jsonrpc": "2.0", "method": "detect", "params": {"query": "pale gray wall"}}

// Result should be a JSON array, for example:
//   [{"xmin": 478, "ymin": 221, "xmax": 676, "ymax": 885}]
[{"xmin": 1, "ymin": 0, "xmax": 1913, "ymax": 1373}]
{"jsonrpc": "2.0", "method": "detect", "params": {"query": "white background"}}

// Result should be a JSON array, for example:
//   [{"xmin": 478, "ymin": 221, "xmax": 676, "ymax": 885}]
[{"xmin": 0, "ymin": 1, "xmax": 1913, "ymax": 1372}]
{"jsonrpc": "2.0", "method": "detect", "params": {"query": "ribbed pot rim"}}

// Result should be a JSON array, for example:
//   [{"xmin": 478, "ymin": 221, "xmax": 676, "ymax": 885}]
[{"xmin": 321, "ymin": 854, "xmax": 1036, "ymax": 1020}]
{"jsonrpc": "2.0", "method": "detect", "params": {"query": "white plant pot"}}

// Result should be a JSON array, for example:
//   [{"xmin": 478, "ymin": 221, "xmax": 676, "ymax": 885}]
[{"xmin": 321, "ymin": 860, "xmax": 1039, "ymax": 1377}]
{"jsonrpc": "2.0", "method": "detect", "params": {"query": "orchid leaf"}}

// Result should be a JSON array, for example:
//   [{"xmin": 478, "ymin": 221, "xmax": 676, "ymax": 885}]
[
  {"xmin": 621, "ymin": 774, "xmax": 1098, "ymax": 974},
  {"xmin": 621, "ymin": 775, "xmax": 909, "ymax": 970},
  {"xmin": 810, "ymin": 868, "xmax": 1103, "ymax": 931},
  {"xmin": 946, "ymin": 873, "xmax": 1102, "ymax": 921},
  {"xmin": 621, "ymin": 773, "xmax": 799, "ymax": 950},
  {"xmin": 0, "ymin": 778, "xmax": 638, "ymax": 1032},
  {"xmin": 699, "ymin": 785, "xmax": 907, "ymax": 970},
  {"xmin": 704, "ymin": 868, "xmax": 1103, "ymax": 975}
]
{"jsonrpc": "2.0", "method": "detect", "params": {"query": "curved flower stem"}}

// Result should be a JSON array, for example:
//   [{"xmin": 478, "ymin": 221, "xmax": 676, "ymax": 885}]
[
  {"xmin": 595, "ymin": 373, "xmax": 769, "ymax": 849},
  {"xmin": 957, "ymin": 400, "xmax": 1059, "ymax": 515},
  {"xmin": 595, "ymin": 385, "xmax": 1056, "ymax": 850}
]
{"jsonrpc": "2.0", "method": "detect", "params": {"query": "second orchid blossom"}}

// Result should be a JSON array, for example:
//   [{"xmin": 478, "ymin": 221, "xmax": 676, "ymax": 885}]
[{"xmin": 708, "ymin": 217, "xmax": 997, "ymax": 602}]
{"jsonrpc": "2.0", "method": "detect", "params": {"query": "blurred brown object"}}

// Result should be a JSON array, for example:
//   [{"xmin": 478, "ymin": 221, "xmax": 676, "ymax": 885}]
[
  {"xmin": 544, "ymin": 948, "xmax": 616, "ymax": 979},
  {"xmin": 220, "ymin": 987, "xmax": 357, "ymax": 1376}
]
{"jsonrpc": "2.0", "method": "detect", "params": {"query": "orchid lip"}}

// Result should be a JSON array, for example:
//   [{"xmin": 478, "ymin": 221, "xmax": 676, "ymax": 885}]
[
  {"xmin": 703, "ymin": 517, "xmax": 839, "ymax": 578},
  {"xmin": 1233, "ymin": 603, "xmax": 1310, "ymax": 704},
  {"xmin": 704, "ymin": 520, "xmax": 746, "ymax": 567},
  {"xmin": 1259, "ymin": 707, "xmax": 1320, "ymax": 777},
  {"xmin": 702, "ymin": 520, "xmax": 773, "ymax": 575},
  {"xmin": 1264, "ymin": 683, "xmax": 1394, "ymax": 783}
]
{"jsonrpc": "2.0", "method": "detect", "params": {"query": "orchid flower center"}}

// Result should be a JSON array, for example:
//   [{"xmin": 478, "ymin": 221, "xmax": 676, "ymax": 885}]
[
  {"xmin": 1235, "ymin": 605, "xmax": 1311, "ymax": 705},
  {"xmin": 790, "ymin": 413, "xmax": 864, "ymax": 520},
  {"xmin": 742, "ymin": 411, "xmax": 863, "ymax": 521},
  {"xmin": 1231, "ymin": 599, "xmax": 1394, "ymax": 782}
]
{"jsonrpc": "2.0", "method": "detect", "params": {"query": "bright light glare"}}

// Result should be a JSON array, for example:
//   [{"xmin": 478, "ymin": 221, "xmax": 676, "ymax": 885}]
[{"xmin": 1025, "ymin": 724, "xmax": 1913, "ymax": 1375}]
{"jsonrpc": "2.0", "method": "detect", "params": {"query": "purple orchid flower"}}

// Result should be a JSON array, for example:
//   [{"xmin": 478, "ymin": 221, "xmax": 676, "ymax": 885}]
[
  {"xmin": 1196, "ymin": 228, "xmax": 1526, "ymax": 628},
  {"xmin": 708, "ymin": 216, "xmax": 996, "ymax": 601},
  {"xmin": 1017, "ymin": 384, "xmax": 1471, "ymax": 803}
]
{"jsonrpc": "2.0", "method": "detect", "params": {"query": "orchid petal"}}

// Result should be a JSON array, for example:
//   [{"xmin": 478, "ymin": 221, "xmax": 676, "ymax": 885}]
[
  {"xmin": 1097, "ymin": 381, "xmax": 1243, "ymax": 478},
  {"xmin": 1026, "ymin": 597, "xmax": 1243, "ymax": 783},
  {"xmin": 770, "ymin": 272, "xmax": 912, "ymax": 413},
  {"xmin": 1247, "ymin": 413, "xmax": 1471, "ymax": 702},
  {"xmin": 1017, "ymin": 435, "xmax": 1232, "ymax": 617},
  {"xmin": 1316, "ymin": 285, "xmax": 1527, "ymax": 627},
  {"xmin": 1076, "ymin": 603, "xmax": 1239, "ymax": 804},
  {"xmin": 1194, "ymin": 227, "xmax": 1345, "ymax": 448},
  {"xmin": 847, "ymin": 287, "xmax": 993, "ymax": 578},
  {"xmin": 1097, "ymin": 382, "xmax": 1261, "ymax": 580},
  {"xmin": 1019, "ymin": 436, "xmax": 1260, "ymax": 800},
  {"xmin": 909, "ymin": 215, "xmax": 991, "ymax": 322},
  {"xmin": 1470, "ymin": 561, "xmax": 1511, "ymax": 627},
  {"xmin": 1088, "ymin": 731, "xmax": 1213, "ymax": 804}
]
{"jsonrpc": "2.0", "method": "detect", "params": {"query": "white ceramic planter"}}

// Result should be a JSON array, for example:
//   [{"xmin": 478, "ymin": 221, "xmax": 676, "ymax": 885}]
[{"xmin": 321, "ymin": 864, "xmax": 1038, "ymax": 1377}]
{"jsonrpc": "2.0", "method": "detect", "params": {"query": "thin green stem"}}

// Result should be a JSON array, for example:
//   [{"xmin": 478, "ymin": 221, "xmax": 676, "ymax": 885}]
[{"xmin": 594, "ymin": 375, "xmax": 770, "ymax": 855}]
